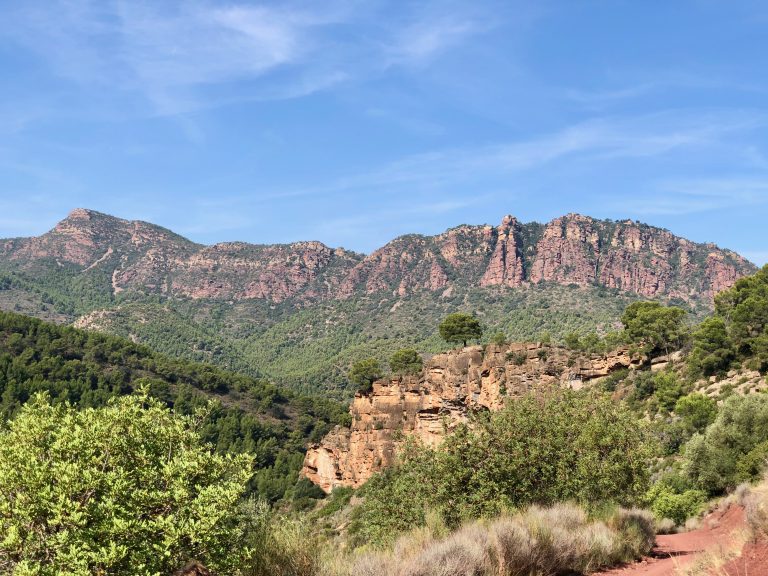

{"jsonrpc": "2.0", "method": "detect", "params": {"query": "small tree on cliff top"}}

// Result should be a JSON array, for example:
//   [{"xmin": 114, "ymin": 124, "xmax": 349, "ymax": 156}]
[
  {"xmin": 349, "ymin": 358, "xmax": 383, "ymax": 393},
  {"xmin": 439, "ymin": 313, "xmax": 483, "ymax": 347},
  {"xmin": 390, "ymin": 349, "xmax": 423, "ymax": 376}
]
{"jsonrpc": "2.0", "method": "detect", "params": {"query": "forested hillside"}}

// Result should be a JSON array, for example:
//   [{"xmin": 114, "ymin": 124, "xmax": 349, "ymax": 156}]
[{"xmin": 0, "ymin": 310, "xmax": 348, "ymax": 505}]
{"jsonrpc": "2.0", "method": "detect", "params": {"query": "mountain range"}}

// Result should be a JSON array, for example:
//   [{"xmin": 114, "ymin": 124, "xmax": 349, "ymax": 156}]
[{"xmin": 0, "ymin": 208, "xmax": 755, "ymax": 395}]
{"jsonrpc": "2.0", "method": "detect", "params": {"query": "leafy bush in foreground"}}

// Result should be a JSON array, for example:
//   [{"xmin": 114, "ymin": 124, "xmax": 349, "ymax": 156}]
[{"xmin": 0, "ymin": 392, "xmax": 253, "ymax": 575}]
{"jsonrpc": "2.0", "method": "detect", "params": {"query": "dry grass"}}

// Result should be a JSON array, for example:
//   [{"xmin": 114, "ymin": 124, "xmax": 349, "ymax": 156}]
[
  {"xmin": 676, "ymin": 528, "xmax": 749, "ymax": 576},
  {"xmin": 331, "ymin": 503, "xmax": 655, "ymax": 576},
  {"xmin": 656, "ymin": 518, "xmax": 677, "ymax": 534}
]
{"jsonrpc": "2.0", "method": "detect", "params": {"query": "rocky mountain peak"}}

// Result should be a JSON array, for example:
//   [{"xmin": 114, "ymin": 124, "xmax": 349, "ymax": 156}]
[{"xmin": 0, "ymin": 209, "xmax": 757, "ymax": 305}]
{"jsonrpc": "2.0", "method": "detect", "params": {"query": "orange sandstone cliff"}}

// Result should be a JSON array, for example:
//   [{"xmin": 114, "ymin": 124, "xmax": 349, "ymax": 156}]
[{"xmin": 302, "ymin": 342, "xmax": 641, "ymax": 493}]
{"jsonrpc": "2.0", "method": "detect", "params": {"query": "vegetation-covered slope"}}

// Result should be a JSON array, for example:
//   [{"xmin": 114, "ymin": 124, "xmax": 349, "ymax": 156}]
[{"xmin": 0, "ymin": 310, "xmax": 348, "ymax": 504}]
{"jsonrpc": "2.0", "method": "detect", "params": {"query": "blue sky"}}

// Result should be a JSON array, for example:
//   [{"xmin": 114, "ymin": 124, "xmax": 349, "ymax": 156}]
[{"xmin": 1, "ymin": 1, "xmax": 767, "ymax": 263}]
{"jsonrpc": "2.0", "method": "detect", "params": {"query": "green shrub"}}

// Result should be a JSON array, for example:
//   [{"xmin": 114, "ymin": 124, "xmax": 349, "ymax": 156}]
[
  {"xmin": 688, "ymin": 317, "xmax": 735, "ymax": 377},
  {"xmin": 675, "ymin": 393, "xmax": 717, "ymax": 433},
  {"xmin": 736, "ymin": 440, "xmax": 768, "ymax": 483},
  {"xmin": 715, "ymin": 265, "xmax": 768, "ymax": 369},
  {"xmin": 646, "ymin": 484, "xmax": 706, "ymax": 525},
  {"xmin": 349, "ymin": 358, "xmax": 383, "ymax": 393},
  {"xmin": 601, "ymin": 369, "xmax": 628, "ymax": 393},
  {"xmin": 0, "ymin": 392, "xmax": 253, "ymax": 575},
  {"xmin": 238, "ymin": 499, "xmax": 323, "ymax": 576},
  {"xmin": 564, "ymin": 332, "xmax": 582, "ymax": 350},
  {"xmin": 621, "ymin": 302, "xmax": 687, "ymax": 357},
  {"xmin": 506, "ymin": 351, "xmax": 527, "ymax": 365},
  {"xmin": 684, "ymin": 394, "xmax": 768, "ymax": 495},
  {"xmin": 438, "ymin": 313, "xmax": 482, "ymax": 347},
  {"xmin": 654, "ymin": 372, "xmax": 684, "ymax": 412},
  {"xmin": 489, "ymin": 331, "xmax": 507, "ymax": 346}
]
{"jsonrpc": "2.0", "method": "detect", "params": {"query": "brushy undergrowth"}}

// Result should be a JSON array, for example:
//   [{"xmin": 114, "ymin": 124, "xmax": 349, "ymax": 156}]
[{"xmin": 333, "ymin": 503, "xmax": 655, "ymax": 576}]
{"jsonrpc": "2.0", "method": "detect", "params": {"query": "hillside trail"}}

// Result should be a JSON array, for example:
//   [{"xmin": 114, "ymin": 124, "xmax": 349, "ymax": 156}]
[{"xmin": 597, "ymin": 504, "xmax": 766, "ymax": 575}]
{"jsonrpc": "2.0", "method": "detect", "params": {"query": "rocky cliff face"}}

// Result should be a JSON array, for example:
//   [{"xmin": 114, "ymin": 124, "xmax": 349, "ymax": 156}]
[
  {"xmin": 302, "ymin": 343, "xmax": 641, "ymax": 493},
  {"xmin": 0, "ymin": 209, "xmax": 753, "ymax": 305}
]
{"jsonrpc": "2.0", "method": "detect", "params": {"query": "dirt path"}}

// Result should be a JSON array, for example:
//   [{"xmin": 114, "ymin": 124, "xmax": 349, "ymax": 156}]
[{"xmin": 599, "ymin": 506, "xmax": 749, "ymax": 576}]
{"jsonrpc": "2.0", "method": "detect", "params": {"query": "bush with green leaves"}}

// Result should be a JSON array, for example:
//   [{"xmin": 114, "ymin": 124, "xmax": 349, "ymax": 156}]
[
  {"xmin": 686, "ymin": 264, "xmax": 768, "ymax": 375},
  {"xmin": 645, "ymin": 484, "xmax": 706, "ymax": 526},
  {"xmin": 674, "ymin": 393, "xmax": 717, "ymax": 434},
  {"xmin": 349, "ymin": 390, "xmax": 654, "ymax": 546},
  {"xmin": 564, "ymin": 331, "xmax": 582, "ymax": 350},
  {"xmin": 236, "ymin": 498, "xmax": 323, "ymax": 576},
  {"xmin": 0, "ymin": 392, "xmax": 253, "ymax": 575},
  {"xmin": 389, "ymin": 349, "xmax": 423, "ymax": 376},
  {"xmin": 715, "ymin": 264, "xmax": 768, "ymax": 365},
  {"xmin": 684, "ymin": 393, "xmax": 768, "ymax": 495},
  {"xmin": 438, "ymin": 313, "xmax": 483, "ymax": 347},
  {"xmin": 621, "ymin": 301, "xmax": 687, "ymax": 358},
  {"xmin": 653, "ymin": 372, "xmax": 684, "ymax": 412},
  {"xmin": 489, "ymin": 331, "xmax": 507, "ymax": 346}
]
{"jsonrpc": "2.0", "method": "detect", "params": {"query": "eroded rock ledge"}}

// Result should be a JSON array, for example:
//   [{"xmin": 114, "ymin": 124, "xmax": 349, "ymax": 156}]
[{"xmin": 302, "ymin": 343, "xmax": 641, "ymax": 493}]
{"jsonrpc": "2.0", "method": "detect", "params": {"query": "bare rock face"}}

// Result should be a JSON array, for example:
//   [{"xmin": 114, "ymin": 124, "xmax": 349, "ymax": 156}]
[
  {"xmin": 335, "ymin": 213, "xmax": 752, "ymax": 303},
  {"xmin": 170, "ymin": 241, "xmax": 359, "ymax": 303},
  {"xmin": 302, "ymin": 343, "xmax": 641, "ymax": 493},
  {"xmin": 479, "ymin": 216, "xmax": 525, "ymax": 287},
  {"xmin": 0, "ymin": 209, "xmax": 755, "ymax": 305}
]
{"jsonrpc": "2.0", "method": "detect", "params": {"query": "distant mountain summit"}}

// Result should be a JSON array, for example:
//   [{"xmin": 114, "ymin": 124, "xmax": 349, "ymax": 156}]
[{"xmin": 0, "ymin": 208, "xmax": 754, "ymax": 305}]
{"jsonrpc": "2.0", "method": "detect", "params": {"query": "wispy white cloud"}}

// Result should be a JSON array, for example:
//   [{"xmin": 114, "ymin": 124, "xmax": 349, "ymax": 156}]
[
  {"xmin": 277, "ymin": 109, "xmax": 768, "ymax": 197},
  {"xmin": 1, "ymin": 0, "xmax": 351, "ymax": 115},
  {"xmin": 565, "ymin": 83, "xmax": 656, "ymax": 105},
  {"xmin": 1, "ymin": 0, "xmax": 500, "ymax": 117},
  {"xmin": 385, "ymin": 15, "xmax": 485, "ymax": 67}
]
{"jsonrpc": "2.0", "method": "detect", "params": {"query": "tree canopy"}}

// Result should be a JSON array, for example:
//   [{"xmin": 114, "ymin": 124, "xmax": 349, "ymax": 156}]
[
  {"xmin": 438, "ymin": 313, "xmax": 483, "ymax": 347},
  {"xmin": 621, "ymin": 301, "xmax": 687, "ymax": 357},
  {"xmin": 349, "ymin": 358, "xmax": 383, "ymax": 393},
  {"xmin": 0, "ymin": 392, "xmax": 253, "ymax": 575},
  {"xmin": 389, "ymin": 349, "xmax": 423, "ymax": 376}
]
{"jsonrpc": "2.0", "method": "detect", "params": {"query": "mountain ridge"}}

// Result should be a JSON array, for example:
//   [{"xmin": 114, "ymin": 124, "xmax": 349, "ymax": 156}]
[{"xmin": 0, "ymin": 208, "xmax": 754, "ymax": 305}]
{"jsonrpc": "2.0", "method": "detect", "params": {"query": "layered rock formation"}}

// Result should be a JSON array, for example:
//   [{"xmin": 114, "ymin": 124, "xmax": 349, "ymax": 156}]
[
  {"xmin": 0, "ymin": 209, "xmax": 754, "ymax": 305},
  {"xmin": 302, "ymin": 342, "xmax": 641, "ymax": 493}
]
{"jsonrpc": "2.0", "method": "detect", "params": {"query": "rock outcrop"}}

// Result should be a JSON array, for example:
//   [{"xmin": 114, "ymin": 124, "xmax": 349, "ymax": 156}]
[
  {"xmin": 0, "ymin": 209, "xmax": 754, "ymax": 305},
  {"xmin": 302, "ymin": 343, "xmax": 641, "ymax": 493}
]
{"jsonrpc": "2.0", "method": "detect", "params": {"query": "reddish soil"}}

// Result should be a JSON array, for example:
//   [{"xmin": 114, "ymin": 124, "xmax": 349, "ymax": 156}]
[
  {"xmin": 598, "ymin": 505, "xmax": 754, "ymax": 575},
  {"xmin": 718, "ymin": 539, "xmax": 768, "ymax": 575}
]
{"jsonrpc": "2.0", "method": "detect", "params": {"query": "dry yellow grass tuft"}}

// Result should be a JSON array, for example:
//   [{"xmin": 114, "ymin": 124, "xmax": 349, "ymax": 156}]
[{"xmin": 332, "ymin": 503, "xmax": 655, "ymax": 576}]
